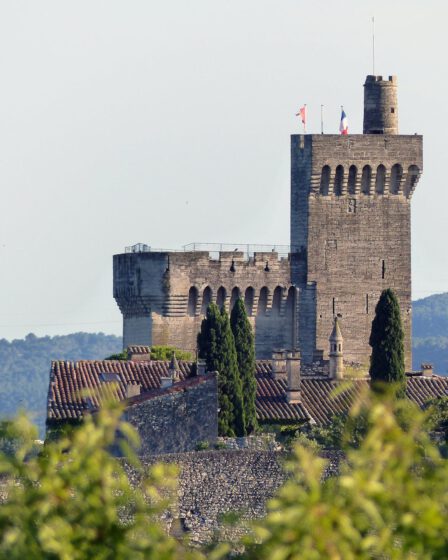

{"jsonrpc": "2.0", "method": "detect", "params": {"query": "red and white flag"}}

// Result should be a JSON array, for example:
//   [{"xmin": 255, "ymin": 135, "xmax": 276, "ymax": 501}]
[
  {"xmin": 296, "ymin": 104, "xmax": 307, "ymax": 131},
  {"xmin": 339, "ymin": 108, "xmax": 348, "ymax": 135}
]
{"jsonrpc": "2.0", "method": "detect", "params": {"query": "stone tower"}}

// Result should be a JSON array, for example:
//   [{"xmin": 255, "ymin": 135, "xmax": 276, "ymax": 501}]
[
  {"xmin": 329, "ymin": 317, "xmax": 344, "ymax": 380},
  {"xmin": 291, "ymin": 75, "xmax": 423, "ymax": 368}
]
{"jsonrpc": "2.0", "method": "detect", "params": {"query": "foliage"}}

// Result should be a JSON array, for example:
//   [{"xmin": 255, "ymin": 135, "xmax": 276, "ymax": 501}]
[
  {"xmin": 424, "ymin": 396, "xmax": 448, "ymax": 443},
  {"xmin": 369, "ymin": 288, "xmax": 406, "ymax": 394},
  {"xmin": 150, "ymin": 346, "xmax": 193, "ymax": 361},
  {"xmin": 245, "ymin": 392, "xmax": 448, "ymax": 559},
  {"xmin": 105, "ymin": 346, "xmax": 193, "ymax": 362},
  {"xmin": 230, "ymin": 299, "xmax": 258, "ymax": 434},
  {"xmin": 197, "ymin": 303, "xmax": 245, "ymax": 437},
  {"xmin": 105, "ymin": 350, "xmax": 128, "ymax": 360},
  {"xmin": 306, "ymin": 411, "xmax": 369, "ymax": 450},
  {"xmin": 0, "ymin": 332, "xmax": 121, "ymax": 437},
  {"xmin": 0, "ymin": 403, "xmax": 202, "ymax": 560},
  {"xmin": 195, "ymin": 441, "xmax": 210, "ymax": 451}
]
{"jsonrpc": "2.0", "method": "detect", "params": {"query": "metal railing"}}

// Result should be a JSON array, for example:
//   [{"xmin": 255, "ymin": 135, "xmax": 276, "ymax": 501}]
[{"xmin": 124, "ymin": 242, "xmax": 291, "ymax": 259}]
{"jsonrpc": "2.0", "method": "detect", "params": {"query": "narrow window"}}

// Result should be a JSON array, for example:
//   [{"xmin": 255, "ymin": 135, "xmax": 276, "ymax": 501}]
[
  {"xmin": 332, "ymin": 298, "xmax": 335, "ymax": 316},
  {"xmin": 272, "ymin": 286, "xmax": 282, "ymax": 315},
  {"xmin": 230, "ymin": 287, "xmax": 240, "ymax": 310},
  {"xmin": 348, "ymin": 165, "xmax": 357, "ymax": 194},
  {"xmin": 257, "ymin": 287, "xmax": 268, "ymax": 316},
  {"xmin": 366, "ymin": 294, "xmax": 369, "ymax": 314},
  {"xmin": 187, "ymin": 287, "xmax": 198, "ymax": 316},
  {"xmin": 201, "ymin": 286, "xmax": 212, "ymax": 314},
  {"xmin": 390, "ymin": 163, "xmax": 403, "ymax": 194},
  {"xmin": 320, "ymin": 165, "xmax": 330, "ymax": 195},
  {"xmin": 382, "ymin": 260, "xmax": 386, "ymax": 279},
  {"xmin": 334, "ymin": 165, "xmax": 344, "ymax": 196},
  {"xmin": 361, "ymin": 165, "xmax": 372, "ymax": 195},
  {"xmin": 216, "ymin": 287, "xmax": 226, "ymax": 310},
  {"xmin": 244, "ymin": 287, "xmax": 254, "ymax": 316},
  {"xmin": 375, "ymin": 164, "xmax": 386, "ymax": 194}
]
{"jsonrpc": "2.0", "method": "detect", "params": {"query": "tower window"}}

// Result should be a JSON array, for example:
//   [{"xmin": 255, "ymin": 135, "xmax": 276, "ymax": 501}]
[
  {"xmin": 391, "ymin": 108, "xmax": 395, "ymax": 114},
  {"xmin": 332, "ymin": 298, "xmax": 335, "ymax": 316},
  {"xmin": 366, "ymin": 294, "xmax": 369, "ymax": 314},
  {"xmin": 382, "ymin": 260, "xmax": 386, "ymax": 279}
]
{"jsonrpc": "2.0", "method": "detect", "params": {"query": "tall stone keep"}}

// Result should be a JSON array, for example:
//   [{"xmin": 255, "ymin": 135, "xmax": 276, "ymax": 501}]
[{"xmin": 291, "ymin": 75, "xmax": 422, "ymax": 368}]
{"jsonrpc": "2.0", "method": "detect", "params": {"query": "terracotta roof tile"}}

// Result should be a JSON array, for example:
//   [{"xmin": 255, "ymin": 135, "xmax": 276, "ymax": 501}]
[{"xmin": 46, "ymin": 360, "xmax": 448, "ymax": 426}]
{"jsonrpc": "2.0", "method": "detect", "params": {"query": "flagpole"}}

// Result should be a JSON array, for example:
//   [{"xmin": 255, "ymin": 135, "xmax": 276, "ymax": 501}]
[
  {"xmin": 320, "ymin": 104, "xmax": 324, "ymax": 134},
  {"xmin": 372, "ymin": 16, "xmax": 375, "ymax": 75},
  {"xmin": 303, "ymin": 104, "xmax": 306, "ymax": 134}
]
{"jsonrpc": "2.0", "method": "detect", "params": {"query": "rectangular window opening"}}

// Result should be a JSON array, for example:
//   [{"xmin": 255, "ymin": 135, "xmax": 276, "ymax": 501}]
[
  {"xmin": 366, "ymin": 294, "xmax": 369, "ymax": 314},
  {"xmin": 332, "ymin": 297, "xmax": 335, "ymax": 316},
  {"xmin": 382, "ymin": 260, "xmax": 386, "ymax": 279}
]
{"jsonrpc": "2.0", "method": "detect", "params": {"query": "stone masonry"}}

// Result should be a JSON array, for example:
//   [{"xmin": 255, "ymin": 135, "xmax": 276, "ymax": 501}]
[
  {"xmin": 123, "ymin": 374, "xmax": 218, "ymax": 455},
  {"xmin": 114, "ymin": 75, "xmax": 422, "ymax": 367}
]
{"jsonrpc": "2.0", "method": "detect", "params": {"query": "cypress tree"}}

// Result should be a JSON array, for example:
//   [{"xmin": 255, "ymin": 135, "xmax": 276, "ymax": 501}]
[
  {"xmin": 369, "ymin": 288, "xmax": 406, "ymax": 394},
  {"xmin": 197, "ymin": 303, "xmax": 246, "ymax": 436},
  {"xmin": 230, "ymin": 298, "xmax": 258, "ymax": 434}
]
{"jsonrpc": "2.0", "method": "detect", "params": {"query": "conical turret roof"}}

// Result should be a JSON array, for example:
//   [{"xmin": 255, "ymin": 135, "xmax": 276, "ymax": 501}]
[{"xmin": 329, "ymin": 317, "xmax": 343, "ymax": 342}]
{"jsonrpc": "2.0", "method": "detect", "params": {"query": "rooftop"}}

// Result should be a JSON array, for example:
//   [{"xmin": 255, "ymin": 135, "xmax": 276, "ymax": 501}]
[{"xmin": 47, "ymin": 360, "xmax": 448, "ymax": 427}]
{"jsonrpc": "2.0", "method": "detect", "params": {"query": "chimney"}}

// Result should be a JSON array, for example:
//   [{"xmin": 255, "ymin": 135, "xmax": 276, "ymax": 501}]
[
  {"xmin": 421, "ymin": 363, "xmax": 433, "ymax": 377},
  {"xmin": 197, "ymin": 358, "xmax": 207, "ymax": 376},
  {"xmin": 271, "ymin": 349, "xmax": 287, "ymax": 380},
  {"xmin": 286, "ymin": 350, "xmax": 301, "ymax": 404},
  {"xmin": 125, "ymin": 384, "xmax": 141, "ymax": 399},
  {"xmin": 160, "ymin": 376, "xmax": 173, "ymax": 389},
  {"xmin": 126, "ymin": 346, "xmax": 151, "ymax": 361},
  {"xmin": 329, "ymin": 317, "xmax": 344, "ymax": 380},
  {"xmin": 168, "ymin": 353, "xmax": 180, "ymax": 382}
]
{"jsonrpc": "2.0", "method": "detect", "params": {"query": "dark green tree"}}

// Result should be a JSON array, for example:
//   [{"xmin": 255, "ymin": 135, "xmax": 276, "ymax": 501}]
[
  {"xmin": 369, "ymin": 288, "xmax": 406, "ymax": 394},
  {"xmin": 230, "ymin": 298, "xmax": 258, "ymax": 434},
  {"xmin": 197, "ymin": 303, "xmax": 246, "ymax": 436}
]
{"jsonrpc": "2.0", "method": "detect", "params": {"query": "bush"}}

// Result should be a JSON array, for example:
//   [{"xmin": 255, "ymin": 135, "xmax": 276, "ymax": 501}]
[
  {"xmin": 245, "ymin": 390, "xmax": 448, "ymax": 559},
  {"xmin": 0, "ymin": 403, "xmax": 202, "ymax": 559}
]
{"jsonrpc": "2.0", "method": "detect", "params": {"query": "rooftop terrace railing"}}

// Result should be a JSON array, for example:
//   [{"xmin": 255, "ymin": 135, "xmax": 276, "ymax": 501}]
[{"xmin": 124, "ymin": 242, "xmax": 292, "ymax": 259}]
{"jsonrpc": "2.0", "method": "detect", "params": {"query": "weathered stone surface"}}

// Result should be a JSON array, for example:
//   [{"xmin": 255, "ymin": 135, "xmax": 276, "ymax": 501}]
[
  {"xmin": 113, "ymin": 76, "xmax": 422, "ymax": 368},
  {"xmin": 124, "ymin": 374, "xmax": 218, "ymax": 455},
  {"xmin": 124, "ymin": 449, "xmax": 342, "ymax": 544}
]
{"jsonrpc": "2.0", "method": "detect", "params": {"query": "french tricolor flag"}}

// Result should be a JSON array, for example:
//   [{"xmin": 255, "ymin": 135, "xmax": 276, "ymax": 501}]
[{"xmin": 339, "ymin": 108, "xmax": 348, "ymax": 135}]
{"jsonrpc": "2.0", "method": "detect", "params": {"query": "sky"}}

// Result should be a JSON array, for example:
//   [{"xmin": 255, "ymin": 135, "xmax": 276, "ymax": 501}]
[{"xmin": 0, "ymin": 0, "xmax": 446, "ymax": 341}]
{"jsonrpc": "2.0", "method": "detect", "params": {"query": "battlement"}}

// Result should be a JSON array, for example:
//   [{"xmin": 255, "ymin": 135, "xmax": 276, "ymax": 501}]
[
  {"xmin": 291, "ymin": 134, "xmax": 422, "ymax": 199},
  {"xmin": 364, "ymin": 74, "xmax": 398, "ymax": 134}
]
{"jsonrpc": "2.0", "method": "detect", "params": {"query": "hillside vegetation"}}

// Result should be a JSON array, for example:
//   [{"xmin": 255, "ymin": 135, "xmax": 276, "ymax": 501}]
[
  {"xmin": 0, "ymin": 332, "xmax": 121, "ymax": 436},
  {"xmin": 412, "ymin": 292, "xmax": 448, "ymax": 374}
]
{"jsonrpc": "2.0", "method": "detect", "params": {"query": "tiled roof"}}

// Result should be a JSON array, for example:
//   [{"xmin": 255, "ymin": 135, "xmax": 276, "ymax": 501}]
[
  {"xmin": 127, "ymin": 346, "xmax": 151, "ymax": 355},
  {"xmin": 46, "ymin": 360, "xmax": 448, "ymax": 426},
  {"xmin": 47, "ymin": 360, "xmax": 309, "ymax": 423}
]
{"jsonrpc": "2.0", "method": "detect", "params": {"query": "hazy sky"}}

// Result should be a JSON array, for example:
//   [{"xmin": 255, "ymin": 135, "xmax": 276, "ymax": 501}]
[{"xmin": 0, "ymin": 0, "xmax": 446, "ymax": 341}]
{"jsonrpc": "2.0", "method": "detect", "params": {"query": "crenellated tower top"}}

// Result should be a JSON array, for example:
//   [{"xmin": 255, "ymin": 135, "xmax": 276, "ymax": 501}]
[{"xmin": 363, "ymin": 75, "xmax": 398, "ymax": 134}]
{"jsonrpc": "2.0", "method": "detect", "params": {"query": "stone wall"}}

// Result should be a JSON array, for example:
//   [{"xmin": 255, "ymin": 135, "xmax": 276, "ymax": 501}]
[
  {"xmin": 114, "ymin": 250, "xmax": 294, "ymax": 358},
  {"xmin": 124, "ymin": 375, "xmax": 218, "ymax": 455},
  {"xmin": 124, "ymin": 449, "xmax": 342, "ymax": 544},
  {"xmin": 291, "ymin": 133, "xmax": 423, "ymax": 367}
]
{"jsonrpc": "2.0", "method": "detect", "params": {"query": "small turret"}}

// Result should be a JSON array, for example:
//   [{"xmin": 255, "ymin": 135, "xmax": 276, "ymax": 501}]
[
  {"xmin": 363, "ymin": 75, "xmax": 398, "ymax": 134},
  {"xmin": 329, "ymin": 318, "xmax": 344, "ymax": 380}
]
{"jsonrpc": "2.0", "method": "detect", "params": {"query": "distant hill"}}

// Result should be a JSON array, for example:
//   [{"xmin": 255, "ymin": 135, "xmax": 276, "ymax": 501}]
[
  {"xmin": 412, "ymin": 292, "xmax": 448, "ymax": 374},
  {"xmin": 0, "ymin": 332, "xmax": 121, "ymax": 437}
]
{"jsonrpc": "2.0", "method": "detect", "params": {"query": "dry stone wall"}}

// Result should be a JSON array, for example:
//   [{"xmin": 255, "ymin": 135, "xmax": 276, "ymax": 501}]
[
  {"xmin": 125, "ymin": 449, "xmax": 341, "ymax": 544},
  {"xmin": 123, "ymin": 375, "xmax": 218, "ymax": 455}
]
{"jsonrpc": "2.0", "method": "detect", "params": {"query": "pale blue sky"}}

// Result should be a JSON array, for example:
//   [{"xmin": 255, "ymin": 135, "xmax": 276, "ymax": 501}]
[{"xmin": 0, "ymin": 0, "xmax": 446, "ymax": 340}]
